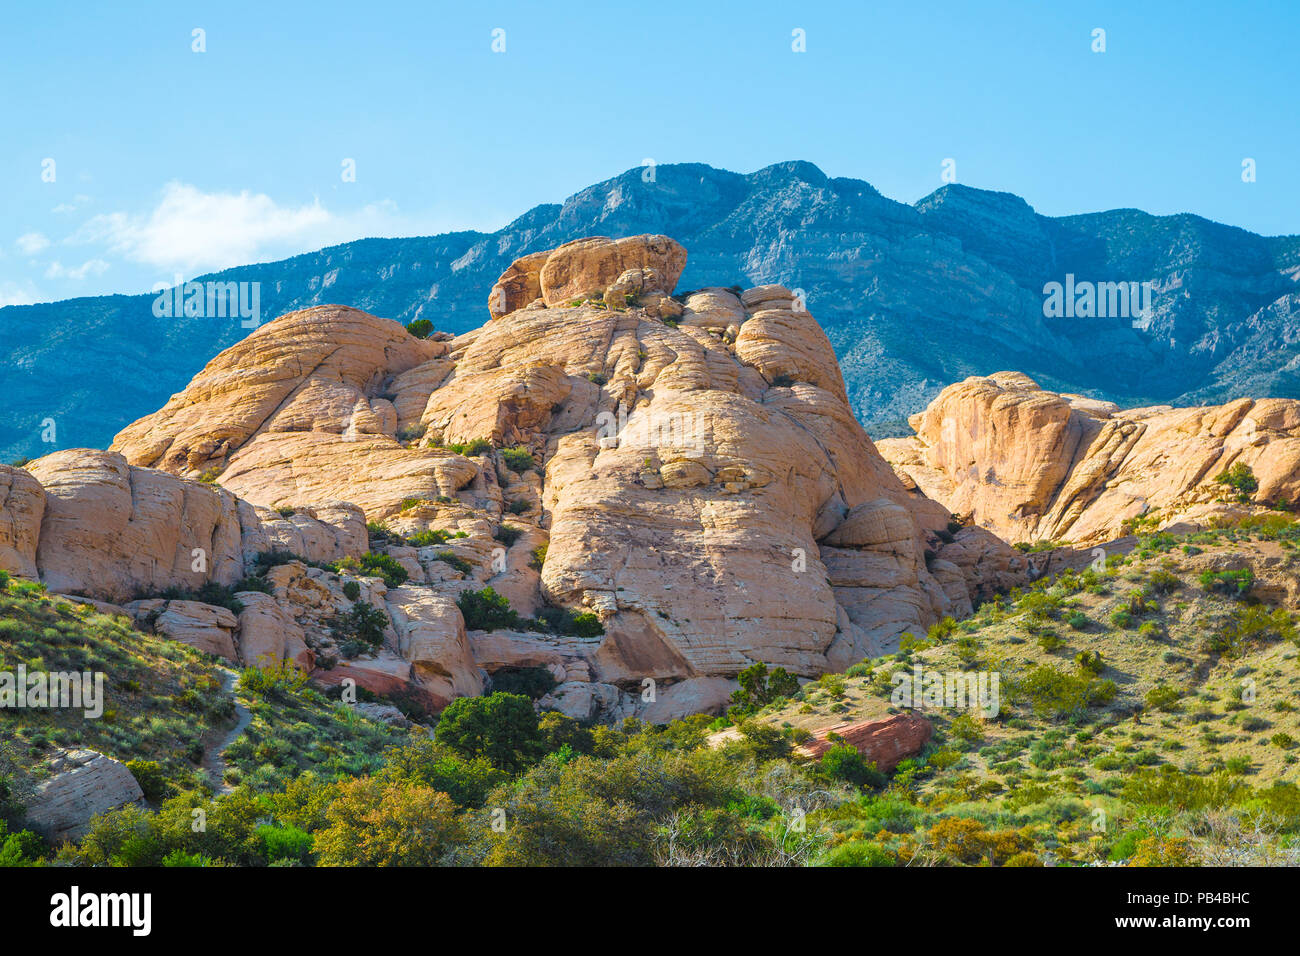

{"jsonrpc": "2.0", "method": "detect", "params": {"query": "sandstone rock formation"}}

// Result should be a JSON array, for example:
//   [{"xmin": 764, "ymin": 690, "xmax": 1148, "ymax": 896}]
[
  {"xmin": 879, "ymin": 372, "xmax": 1300, "ymax": 547},
  {"xmin": 22, "ymin": 749, "xmax": 145, "ymax": 843},
  {"xmin": 1, "ymin": 235, "xmax": 1028, "ymax": 722},
  {"xmin": 795, "ymin": 713, "xmax": 934, "ymax": 774},
  {"xmin": 488, "ymin": 235, "xmax": 687, "ymax": 318}
]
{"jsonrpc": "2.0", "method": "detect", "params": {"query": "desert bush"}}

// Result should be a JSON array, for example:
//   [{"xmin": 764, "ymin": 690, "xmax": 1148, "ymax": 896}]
[
  {"xmin": 501, "ymin": 446, "xmax": 536, "ymax": 473},
  {"xmin": 457, "ymin": 587, "xmax": 520, "ymax": 631},
  {"xmin": 433, "ymin": 692, "xmax": 543, "ymax": 772},
  {"xmin": 1215, "ymin": 462, "xmax": 1259, "ymax": 502},
  {"xmin": 332, "ymin": 601, "xmax": 388, "ymax": 656},
  {"xmin": 358, "ymin": 552, "xmax": 409, "ymax": 588},
  {"xmin": 1199, "ymin": 568, "xmax": 1254, "ymax": 597},
  {"xmin": 447, "ymin": 438, "xmax": 492, "ymax": 456}
]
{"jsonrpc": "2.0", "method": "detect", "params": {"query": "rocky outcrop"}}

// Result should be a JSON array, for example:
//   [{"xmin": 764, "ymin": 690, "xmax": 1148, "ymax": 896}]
[
  {"xmin": 795, "ymin": 713, "xmax": 934, "ymax": 773},
  {"xmin": 0, "ymin": 465, "xmax": 44, "ymax": 579},
  {"xmin": 11, "ymin": 449, "xmax": 362, "ymax": 603},
  {"xmin": 488, "ymin": 235, "xmax": 687, "ymax": 318},
  {"xmin": 22, "ymin": 750, "xmax": 145, "ymax": 843},
  {"xmin": 879, "ymin": 372, "xmax": 1300, "ymax": 547},
  {"xmin": 124, "ymin": 599, "xmax": 240, "ymax": 659},
  {"xmin": 2, "ymin": 237, "xmax": 1027, "ymax": 722}
]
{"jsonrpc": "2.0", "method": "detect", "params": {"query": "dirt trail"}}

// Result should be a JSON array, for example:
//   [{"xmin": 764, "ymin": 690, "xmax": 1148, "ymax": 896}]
[{"xmin": 200, "ymin": 668, "xmax": 251, "ymax": 795}]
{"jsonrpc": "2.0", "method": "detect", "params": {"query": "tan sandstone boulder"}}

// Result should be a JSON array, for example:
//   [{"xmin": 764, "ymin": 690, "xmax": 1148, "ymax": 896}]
[
  {"xmin": 879, "ymin": 373, "xmax": 1300, "ymax": 546},
  {"xmin": 0, "ymin": 464, "xmax": 45, "ymax": 579}
]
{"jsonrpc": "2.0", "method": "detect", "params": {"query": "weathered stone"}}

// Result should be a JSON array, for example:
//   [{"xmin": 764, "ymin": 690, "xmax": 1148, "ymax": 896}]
[{"xmin": 23, "ymin": 750, "xmax": 145, "ymax": 843}]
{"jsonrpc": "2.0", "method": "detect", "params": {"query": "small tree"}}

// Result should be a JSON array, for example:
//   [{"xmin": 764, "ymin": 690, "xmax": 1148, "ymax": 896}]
[
  {"xmin": 1215, "ymin": 462, "xmax": 1259, "ymax": 502},
  {"xmin": 405, "ymin": 319, "xmax": 434, "ymax": 339},
  {"xmin": 433, "ymin": 692, "xmax": 543, "ymax": 773}
]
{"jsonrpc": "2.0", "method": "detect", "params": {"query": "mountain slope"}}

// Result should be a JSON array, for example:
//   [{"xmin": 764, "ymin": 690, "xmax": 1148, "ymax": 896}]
[{"xmin": 4, "ymin": 161, "xmax": 1299, "ymax": 460}]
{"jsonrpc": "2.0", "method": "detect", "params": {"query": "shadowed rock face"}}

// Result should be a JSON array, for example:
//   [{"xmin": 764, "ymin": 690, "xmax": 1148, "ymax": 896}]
[
  {"xmin": 878, "ymin": 372, "xmax": 1300, "ymax": 547},
  {"xmin": 3, "ymin": 236, "xmax": 1027, "ymax": 722}
]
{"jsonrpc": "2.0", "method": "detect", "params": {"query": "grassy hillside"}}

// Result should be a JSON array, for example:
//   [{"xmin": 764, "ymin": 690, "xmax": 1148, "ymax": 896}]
[
  {"xmin": 742, "ymin": 516, "xmax": 1300, "ymax": 865},
  {"xmin": 3, "ymin": 518, "xmax": 1298, "ymax": 867}
]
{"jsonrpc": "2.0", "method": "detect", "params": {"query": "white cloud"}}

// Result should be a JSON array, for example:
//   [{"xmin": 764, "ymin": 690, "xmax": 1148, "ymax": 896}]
[
  {"xmin": 44, "ymin": 258, "xmax": 110, "ymax": 280},
  {"xmin": 76, "ymin": 182, "xmax": 333, "ymax": 272},
  {"xmin": 0, "ymin": 281, "xmax": 41, "ymax": 308},
  {"xmin": 52, "ymin": 194, "xmax": 92, "ymax": 214},
  {"xmin": 16, "ymin": 232, "xmax": 50, "ymax": 255}
]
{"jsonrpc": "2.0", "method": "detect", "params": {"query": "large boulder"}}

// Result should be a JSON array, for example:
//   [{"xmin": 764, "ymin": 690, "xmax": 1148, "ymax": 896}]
[
  {"xmin": 0, "ymin": 464, "xmax": 44, "ymax": 579},
  {"xmin": 879, "ymin": 372, "xmax": 1300, "ymax": 545},
  {"xmin": 23, "ymin": 750, "xmax": 145, "ymax": 843},
  {"xmin": 487, "ymin": 235, "xmax": 687, "ymax": 318},
  {"xmin": 795, "ymin": 714, "xmax": 934, "ymax": 773}
]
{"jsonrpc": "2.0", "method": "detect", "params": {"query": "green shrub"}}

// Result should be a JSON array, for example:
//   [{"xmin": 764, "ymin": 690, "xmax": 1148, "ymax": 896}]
[
  {"xmin": 405, "ymin": 319, "xmax": 434, "ymax": 339},
  {"xmin": 406, "ymin": 528, "xmax": 451, "ymax": 547},
  {"xmin": 1075, "ymin": 650, "xmax": 1105, "ymax": 676},
  {"xmin": 342, "ymin": 580, "xmax": 361, "ymax": 601},
  {"xmin": 433, "ymin": 551, "xmax": 473, "ymax": 574},
  {"xmin": 234, "ymin": 575, "xmax": 274, "ymax": 595},
  {"xmin": 433, "ymin": 692, "xmax": 542, "ymax": 772},
  {"xmin": 1198, "ymin": 568, "xmax": 1254, "ymax": 597},
  {"xmin": 358, "ymin": 552, "xmax": 409, "ymax": 588},
  {"xmin": 494, "ymin": 525, "xmax": 523, "ymax": 547},
  {"xmin": 447, "ymin": 438, "xmax": 493, "ymax": 456},
  {"xmin": 1148, "ymin": 568, "xmax": 1181, "ymax": 593},
  {"xmin": 820, "ymin": 840, "xmax": 895, "ymax": 867},
  {"xmin": 501, "ymin": 446, "xmax": 536, "ymax": 473},
  {"xmin": 1067, "ymin": 611, "xmax": 1089, "ymax": 630},
  {"xmin": 332, "ymin": 601, "xmax": 388, "ymax": 655},
  {"xmin": 1144, "ymin": 685, "xmax": 1182, "ymax": 712},
  {"xmin": 531, "ymin": 605, "xmax": 604, "ymax": 638},
  {"xmin": 125, "ymin": 759, "xmax": 171, "ymax": 803},
  {"xmin": 457, "ymin": 587, "xmax": 520, "ymax": 631},
  {"xmin": 258, "ymin": 823, "xmax": 314, "ymax": 864},
  {"xmin": 396, "ymin": 424, "xmax": 426, "ymax": 443},
  {"xmin": 506, "ymin": 498, "xmax": 531, "ymax": 515},
  {"xmin": 240, "ymin": 660, "xmax": 309, "ymax": 700},
  {"xmin": 820, "ymin": 743, "xmax": 886, "ymax": 789},
  {"xmin": 728, "ymin": 662, "xmax": 800, "ymax": 716},
  {"xmin": 1215, "ymin": 462, "xmax": 1259, "ymax": 502},
  {"xmin": 135, "ymin": 581, "xmax": 246, "ymax": 615}
]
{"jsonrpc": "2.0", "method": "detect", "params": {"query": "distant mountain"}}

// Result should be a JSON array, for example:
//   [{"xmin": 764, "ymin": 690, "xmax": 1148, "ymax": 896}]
[{"xmin": 4, "ymin": 160, "xmax": 1299, "ymax": 460}]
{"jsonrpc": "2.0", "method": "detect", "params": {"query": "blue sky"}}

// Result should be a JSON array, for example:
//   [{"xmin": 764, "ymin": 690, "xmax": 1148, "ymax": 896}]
[{"xmin": 3, "ymin": 0, "xmax": 1297, "ymax": 306}]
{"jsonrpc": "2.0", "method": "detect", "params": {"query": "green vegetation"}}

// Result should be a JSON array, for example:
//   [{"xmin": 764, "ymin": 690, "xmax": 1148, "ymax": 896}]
[
  {"xmin": 493, "ymin": 525, "xmax": 523, "ymax": 547},
  {"xmin": 331, "ymin": 601, "xmax": 389, "ymax": 658},
  {"xmin": 447, "ymin": 438, "xmax": 492, "ymax": 457},
  {"xmin": 1215, "ymin": 462, "xmax": 1259, "ymax": 503},
  {"xmin": 6, "ymin": 518, "xmax": 1300, "ymax": 868},
  {"xmin": 405, "ymin": 319, "xmax": 433, "ymax": 339},
  {"xmin": 357, "ymin": 552, "xmax": 409, "ymax": 589},
  {"xmin": 0, "ymin": 576, "xmax": 232, "ymax": 787},
  {"xmin": 500, "ymin": 446, "xmax": 536, "ymax": 473},
  {"xmin": 456, "ymin": 587, "xmax": 603, "ymax": 638}
]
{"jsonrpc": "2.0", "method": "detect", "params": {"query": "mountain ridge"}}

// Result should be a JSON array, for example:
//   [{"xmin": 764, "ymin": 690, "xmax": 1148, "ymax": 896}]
[{"xmin": 4, "ymin": 160, "xmax": 1299, "ymax": 460}]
